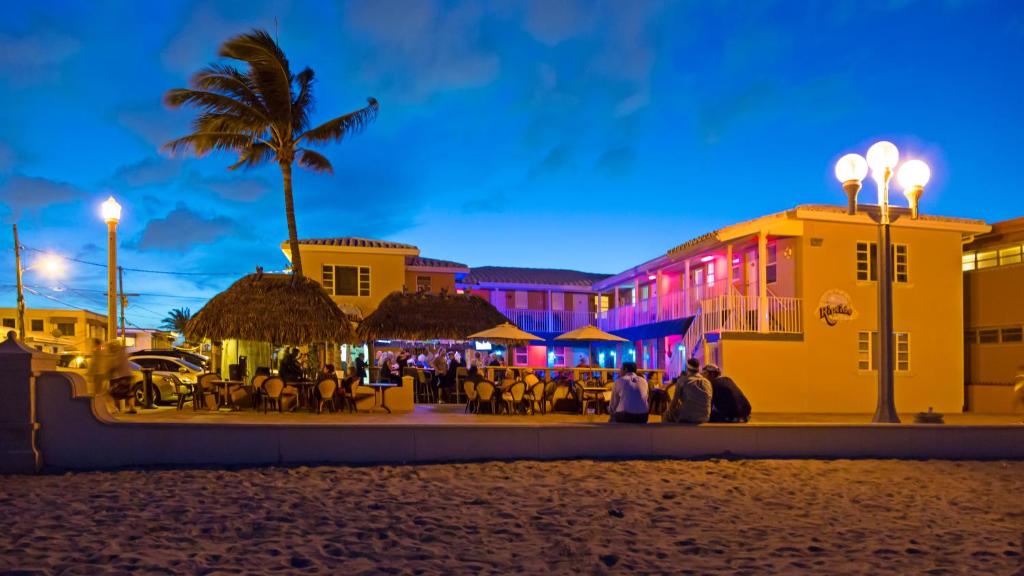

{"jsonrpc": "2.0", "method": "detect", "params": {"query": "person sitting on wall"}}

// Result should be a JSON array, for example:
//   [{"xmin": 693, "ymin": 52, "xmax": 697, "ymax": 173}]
[
  {"xmin": 608, "ymin": 361, "xmax": 650, "ymax": 423},
  {"xmin": 648, "ymin": 375, "xmax": 673, "ymax": 415},
  {"xmin": 702, "ymin": 364, "xmax": 752, "ymax": 423},
  {"xmin": 663, "ymin": 358, "xmax": 712, "ymax": 424}
]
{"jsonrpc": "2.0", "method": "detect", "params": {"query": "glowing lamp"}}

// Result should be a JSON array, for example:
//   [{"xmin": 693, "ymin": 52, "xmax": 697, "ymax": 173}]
[
  {"xmin": 700, "ymin": 255, "xmax": 714, "ymax": 263},
  {"xmin": 834, "ymin": 153, "xmax": 868, "ymax": 184},
  {"xmin": 100, "ymin": 196, "xmax": 122, "ymax": 223},
  {"xmin": 866, "ymin": 141, "xmax": 899, "ymax": 175},
  {"xmin": 647, "ymin": 274, "xmax": 656, "ymax": 281},
  {"xmin": 36, "ymin": 253, "xmax": 65, "ymax": 278},
  {"xmin": 897, "ymin": 159, "xmax": 930, "ymax": 220},
  {"xmin": 897, "ymin": 159, "xmax": 930, "ymax": 190}
]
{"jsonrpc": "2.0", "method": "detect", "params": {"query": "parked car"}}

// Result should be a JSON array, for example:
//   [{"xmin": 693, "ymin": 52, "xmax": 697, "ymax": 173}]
[
  {"xmin": 129, "ymin": 348, "xmax": 209, "ymax": 370},
  {"xmin": 55, "ymin": 353, "xmax": 180, "ymax": 406},
  {"xmin": 130, "ymin": 355, "xmax": 205, "ymax": 404}
]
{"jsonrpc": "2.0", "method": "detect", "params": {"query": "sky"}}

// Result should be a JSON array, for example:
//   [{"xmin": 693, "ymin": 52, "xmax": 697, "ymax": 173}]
[{"xmin": 1, "ymin": 0, "xmax": 1023, "ymax": 328}]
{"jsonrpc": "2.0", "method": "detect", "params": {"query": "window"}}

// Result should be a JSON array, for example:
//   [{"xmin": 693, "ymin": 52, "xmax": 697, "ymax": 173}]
[
  {"xmin": 766, "ymin": 244, "xmax": 777, "ymax": 284},
  {"xmin": 30, "ymin": 319, "xmax": 43, "ymax": 332},
  {"xmin": 550, "ymin": 346, "xmax": 567, "ymax": 367},
  {"xmin": 513, "ymin": 347, "xmax": 528, "ymax": 365},
  {"xmin": 856, "ymin": 242, "xmax": 908, "ymax": 283},
  {"xmin": 514, "ymin": 291, "xmax": 528, "ymax": 309},
  {"xmin": 1, "ymin": 318, "xmax": 14, "ymax": 328},
  {"xmin": 551, "ymin": 292, "xmax": 564, "ymax": 311},
  {"xmin": 976, "ymin": 250, "xmax": 998, "ymax": 269},
  {"xmin": 56, "ymin": 322, "xmax": 75, "ymax": 337},
  {"xmin": 1001, "ymin": 327, "xmax": 1023, "ymax": 343},
  {"xmin": 857, "ymin": 331, "xmax": 910, "ymax": 372},
  {"xmin": 123, "ymin": 336, "xmax": 137, "ymax": 348},
  {"xmin": 962, "ymin": 252, "xmax": 976, "ymax": 271},
  {"xmin": 416, "ymin": 275, "xmax": 431, "ymax": 292},
  {"xmin": 978, "ymin": 329, "xmax": 999, "ymax": 344},
  {"xmin": 322, "ymin": 265, "xmax": 370, "ymax": 297},
  {"xmin": 706, "ymin": 262, "xmax": 715, "ymax": 287},
  {"xmin": 999, "ymin": 245, "xmax": 1022, "ymax": 266}
]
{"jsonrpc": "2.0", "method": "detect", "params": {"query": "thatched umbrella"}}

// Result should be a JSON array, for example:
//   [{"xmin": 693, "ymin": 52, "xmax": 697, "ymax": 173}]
[
  {"xmin": 357, "ymin": 291, "xmax": 509, "ymax": 342},
  {"xmin": 185, "ymin": 272, "xmax": 356, "ymax": 345}
]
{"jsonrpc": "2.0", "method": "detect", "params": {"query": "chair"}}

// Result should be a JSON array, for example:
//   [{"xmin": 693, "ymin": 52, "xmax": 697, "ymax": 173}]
[
  {"xmin": 550, "ymin": 383, "xmax": 573, "ymax": 413},
  {"xmin": 524, "ymin": 379, "xmax": 547, "ymax": 415},
  {"xmin": 196, "ymin": 372, "xmax": 221, "ymax": 410},
  {"xmin": 501, "ymin": 381, "xmax": 526, "ymax": 415},
  {"xmin": 250, "ymin": 374, "xmax": 268, "ymax": 410},
  {"xmin": 175, "ymin": 375, "xmax": 194, "ymax": 411},
  {"xmin": 262, "ymin": 377, "xmax": 284, "ymax": 413},
  {"xmin": 455, "ymin": 367, "xmax": 468, "ymax": 401},
  {"xmin": 475, "ymin": 380, "xmax": 496, "ymax": 414},
  {"xmin": 463, "ymin": 380, "xmax": 478, "ymax": 413},
  {"xmin": 317, "ymin": 379, "xmax": 338, "ymax": 414},
  {"xmin": 336, "ymin": 378, "xmax": 358, "ymax": 413}
]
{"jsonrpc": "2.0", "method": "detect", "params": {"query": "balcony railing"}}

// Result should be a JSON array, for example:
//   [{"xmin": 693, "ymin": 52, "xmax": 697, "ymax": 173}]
[{"xmin": 497, "ymin": 307, "xmax": 596, "ymax": 334}]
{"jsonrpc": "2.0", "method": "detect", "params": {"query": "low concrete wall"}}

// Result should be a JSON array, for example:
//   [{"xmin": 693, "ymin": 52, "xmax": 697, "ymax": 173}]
[{"xmin": 34, "ymin": 371, "xmax": 1024, "ymax": 471}]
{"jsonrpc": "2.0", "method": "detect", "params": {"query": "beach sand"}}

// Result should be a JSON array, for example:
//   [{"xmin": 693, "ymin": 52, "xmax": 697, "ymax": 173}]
[{"xmin": 1, "ymin": 459, "xmax": 1022, "ymax": 575}]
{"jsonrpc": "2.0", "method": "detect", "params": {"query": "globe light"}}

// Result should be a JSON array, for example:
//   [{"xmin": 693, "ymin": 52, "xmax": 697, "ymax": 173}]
[
  {"xmin": 100, "ymin": 195, "xmax": 122, "ymax": 223},
  {"xmin": 834, "ymin": 153, "xmax": 868, "ymax": 183},
  {"xmin": 866, "ymin": 141, "xmax": 900, "ymax": 175},
  {"xmin": 897, "ymin": 159, "xmax": 931, "ymax": 190}
]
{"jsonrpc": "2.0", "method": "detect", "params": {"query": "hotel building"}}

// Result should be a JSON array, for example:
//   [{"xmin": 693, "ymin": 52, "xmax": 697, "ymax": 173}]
[
  {"xmin": 0, "ymin": 308, "xmax": 108, "ymax": 355},
  {"xmin": 962, "ymin": 217, "xmax": 1024, "ymax": 412}
]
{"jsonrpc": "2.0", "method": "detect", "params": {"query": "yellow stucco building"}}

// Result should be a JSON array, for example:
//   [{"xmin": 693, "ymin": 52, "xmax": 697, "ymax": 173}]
[{"xmin": 0, "ymin": 308, "xmax": 107, "ymax": 354}]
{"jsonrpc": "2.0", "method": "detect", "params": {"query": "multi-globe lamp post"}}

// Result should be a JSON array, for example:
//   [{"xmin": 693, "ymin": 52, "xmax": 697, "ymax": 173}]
[
  {"xmin": 100, "ymin": 196, "xmax": 122, "ymax": 343},
  {"xmin": 834, "ymin": 141, "xmax": 931, "ymax": 423}
]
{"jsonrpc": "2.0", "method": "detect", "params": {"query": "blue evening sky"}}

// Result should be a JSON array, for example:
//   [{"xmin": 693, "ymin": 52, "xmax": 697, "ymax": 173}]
[{"xmin": 1, "ymin": 0, "xmax": 1022, "ymax": 328}]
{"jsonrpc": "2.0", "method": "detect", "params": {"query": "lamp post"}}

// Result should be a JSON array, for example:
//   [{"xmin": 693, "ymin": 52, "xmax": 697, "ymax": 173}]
[
  {"xmin": 835, "ymin": 141, "xmax": 930, "ymax": 423},
  {"xmin": 101, "ymin": 196, "xmax": 122, "ymax": 342}
]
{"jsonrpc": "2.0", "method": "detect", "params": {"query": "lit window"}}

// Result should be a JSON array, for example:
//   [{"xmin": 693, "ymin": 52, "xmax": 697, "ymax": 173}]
[
  {"xmin": 976, "ymin": 251, "xmax": 998, "ymax": 269},
  {"xmin": 1001, "ymin": 327, "xmax": 1023, "ymax": 343},
  {"xmin": 551, "ymin": 346, "xmax": 567, "ymax": 367},
  {"xmin": 56, "ymin": 322, "xmax": 75, "ymax": 337},
  {"xmin": 978, "ymin": 329, "xmax": 999, "ymax": 344},
  {"xmin": 706, "ymin": 262, "xmax": 715, "ymax": 287},
  {"xmin": 513, "ymin": 347, "xmax": 528, "ymax": 365},
  {"xmin": 962, "ymin": 252, "xmax": 976, "ymax": 271},
  {"xmin": 856, "ymin": 242, "xmax": 907, "ymax": 283},
  {"xmin": 416, "ymin": 275, "xmax": 431, "ymax": 292},
  {"xmin": 999, "ymin": 246, "xmax": 1022, "ymax": 266},
  {"xmin": 857, "ymin": 331, "xmax": 909, "ymax": 371}
]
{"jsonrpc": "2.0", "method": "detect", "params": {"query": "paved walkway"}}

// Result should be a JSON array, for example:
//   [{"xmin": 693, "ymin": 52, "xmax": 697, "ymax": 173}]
[{"xmin": 119, "ymin": 403, "xmax": 1024, "ymax": 427}]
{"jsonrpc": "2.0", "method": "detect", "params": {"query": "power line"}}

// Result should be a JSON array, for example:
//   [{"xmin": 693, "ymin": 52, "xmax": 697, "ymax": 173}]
[{"xmin": 20, "ymin": 246, "xmax": 247, "ymax": 277}]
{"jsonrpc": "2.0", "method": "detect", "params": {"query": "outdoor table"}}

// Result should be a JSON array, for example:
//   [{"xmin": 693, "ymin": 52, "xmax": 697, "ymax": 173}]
[
  {"xmin": 212, "ymin": 380, "xmax": 244, "ymax": 409},
  {"xmin": 579, "ymin": 385, "xmax": 610, "ymax": 415},
  {"xmin": 366, "ymin": 381, "xmax": 399, "ymax": 413},
  {"xmin": 292, "ymin": 380, "xmax": 317, "ymax": 410}
]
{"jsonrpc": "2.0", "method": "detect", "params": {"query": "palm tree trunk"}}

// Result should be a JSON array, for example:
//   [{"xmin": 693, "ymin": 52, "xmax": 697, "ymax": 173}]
[{"xmin": 281, "ymin": 160, "xmax": 303, "ymax": 277}]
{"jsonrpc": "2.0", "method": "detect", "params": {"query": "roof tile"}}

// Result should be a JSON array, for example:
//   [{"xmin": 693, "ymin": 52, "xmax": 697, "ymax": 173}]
[
  {"xmin": 463, "ymin": 266, "xmax": 610, "ymax": 287},
  {"xmin": 296, "ymin": 237, "xmax": 417, "ymax": 250}
]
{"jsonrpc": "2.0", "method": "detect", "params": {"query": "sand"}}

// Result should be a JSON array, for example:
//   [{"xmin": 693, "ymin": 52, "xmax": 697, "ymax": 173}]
[{"xmin": 1, "ymin": 460, "xmax": 1022, "ymax": 575}]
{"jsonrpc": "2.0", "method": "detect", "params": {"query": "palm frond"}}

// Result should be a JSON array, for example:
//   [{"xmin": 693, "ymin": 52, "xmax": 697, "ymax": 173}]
[
  {"xmin": 227, "ymin": 142, "xmax": 276, "ymax": 170},
  {"xmin": 164, "ymin": 88, "xmax": 269, "ymax": 126},
  {"xmin": 189, "ymin": 64, "xmax": 269, "ymax": 115},
  {"xmin": 191, "ymin": 111, "xmax": 266, "ymax": 137},
  {"xmin": 218, "ymin": 29, "xmax": 294, "ymax": 138},
  {"xmin": 298, "ymin": 97, "xmax": 379, "ymax": 145},
  {"xmin": 292, "ymin": 67, "xmax": 315, "ymax": 134},
  {"xmin": 162, "ymin": 133, "xmax": 256, "ymax": 157},
  {"xmin": 297, "ymin": 148, "xmax": 333, "ymax": 174}
]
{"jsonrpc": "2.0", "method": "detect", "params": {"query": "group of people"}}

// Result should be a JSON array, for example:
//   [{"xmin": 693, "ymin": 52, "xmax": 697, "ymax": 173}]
[{"xmin": 608, "ymin": 358, "xmax": 752, "ymax": 424}]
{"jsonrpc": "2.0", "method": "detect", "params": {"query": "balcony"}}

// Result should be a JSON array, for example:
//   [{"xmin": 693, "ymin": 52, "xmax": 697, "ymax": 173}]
[{"xmin": 496, "ymin": 307, "xmax": 597, "ymax": 334}]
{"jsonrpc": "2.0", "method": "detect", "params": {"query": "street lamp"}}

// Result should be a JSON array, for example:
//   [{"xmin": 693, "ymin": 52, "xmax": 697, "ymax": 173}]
[
  {"xmin": 101, "ymin": 196, "xmax": 121, "ymax": 342},
  {"xmin": 835, "ymin": 141, "xmax": 929, "ymax": 423},
  {"xmin": 11, "ymin": 224, "xmax": 65, "ymax": 341}
]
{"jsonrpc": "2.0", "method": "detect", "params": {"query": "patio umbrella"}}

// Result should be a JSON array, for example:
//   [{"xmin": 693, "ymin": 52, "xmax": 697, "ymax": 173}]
[
  {"xmin": 554, "ymin": 324, "xmax": 628, "ymax": 368},
  {"xmin": 467, "ymin": 322, "xmax": 543, "ymax": 366}
]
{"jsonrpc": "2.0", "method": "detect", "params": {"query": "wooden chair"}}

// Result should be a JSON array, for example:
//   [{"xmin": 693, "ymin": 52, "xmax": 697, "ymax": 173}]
[
  {"xmin": 175, "ymin": 376, "xmax": 195, "ymax": 411},
  {"xmin": 463, "ymin": 380, "xmax": 478, "ymax": 413},
  {"xmin": 501, "ymin": 381, "xmax": 526, "ymax": 415},
  {"xmin": 524, "ymin": 379, "xmax": 547, "ymax": 415},
  {"xmin": 262, "ymin": 377, "xmax": 284, "ymax": 413},
  {"xmin": 196, "ymin": 372, "xmax": 221, "ymax": 410},
  {"xmin": 317, "ymin": 379, "xmax": 338, "ymax": 414},
  {"xmin": 250, "ymin": 374, "xmax": 268, "ymax": 411},
  {"xmin": 475, "ymin": 380, "xmax": 496, "ymax": 414}
]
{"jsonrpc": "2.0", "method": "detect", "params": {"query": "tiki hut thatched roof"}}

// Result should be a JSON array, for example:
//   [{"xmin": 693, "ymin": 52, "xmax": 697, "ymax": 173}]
[
  {"xmin": 357, "ymin": 291, "xmax": 509, "ymax": 342},
  {"xmin": 185, "ymin": 273, "xmax": 356, "ymax": 345}
]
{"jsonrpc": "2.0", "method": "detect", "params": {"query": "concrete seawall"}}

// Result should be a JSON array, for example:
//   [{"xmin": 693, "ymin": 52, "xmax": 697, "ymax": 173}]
[{"xmin": 31, "ymin": 372, "xmax": 1024, "ymax": 471}]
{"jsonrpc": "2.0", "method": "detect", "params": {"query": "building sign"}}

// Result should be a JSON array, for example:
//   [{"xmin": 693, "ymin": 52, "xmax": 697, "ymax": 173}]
[{"xmin": 817, "ymin": 290, "xmax": 856, "ymax": 326}]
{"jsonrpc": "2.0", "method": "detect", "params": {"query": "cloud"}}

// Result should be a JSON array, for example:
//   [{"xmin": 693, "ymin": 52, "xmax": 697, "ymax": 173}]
[
  {"xmin": 527, "ymin": 145, "xmax": 574, "ymax": 180},
  {"xmin": 523, "ymin": 0, "xmax": 593, "ymax": 45},
  {"xmin": 0, "ymin": 142, "xmax": 15, "ymax": 173},
  {"xmin": 0, "ymin": 175, "xmax": 86, "ymax": 220},
  {"xmin": 595, "ymin": 146, "xmax": 635, "ymax": 178},
  {"xmin": 0, "ymin": 29, "xmax": 80, "ymax": 86},
  {"xmin": 696, "ymin": 82, "xmax": 776, "ymax": 144},
  {"xmin": 110, "ymin": 156, "xmax": 184, "ymax": 188},
  {"xmin": 133, "ymin": 203, "xmax": 246, "ymax": 252},
  {"xmin": 115, "ymin": 103, "xmax": 189, "ymax": 147},
  {"xmin": 344, "ymin": 0, "xmax": 500, "ymax": 100},
  {"xmin": 190, "ymin": 173, "xmax": 272, "ymax": 202}
]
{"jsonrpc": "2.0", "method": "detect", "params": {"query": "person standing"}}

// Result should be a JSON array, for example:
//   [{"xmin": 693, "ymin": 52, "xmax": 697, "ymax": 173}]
[
  {"xmin": 355, "ymin": 353, "xmax": 367, "ymax": 382},
  {"xmin": 608, "ymin": 362, "xmax": 650, "ymax": 423},
  {"xmin": 663, "ymin": 358, "xmax": 712, "ymax": 424},
  {"xmin": 106, "ymin": 341, "xmax": 137, "ymax": 415}
]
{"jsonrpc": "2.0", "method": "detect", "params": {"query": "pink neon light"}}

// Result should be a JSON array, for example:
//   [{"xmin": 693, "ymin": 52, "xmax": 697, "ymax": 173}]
[
  {"xmin": 700, "ymin": 255, "xmax": 714, "ymax": 263},
  {"xmin": 732, "ymin": 258, "xmax": 740, "ymax": 264},
  {"xmin": 647, "ymin": 274, "xmax": 656, "ymax": 280}
]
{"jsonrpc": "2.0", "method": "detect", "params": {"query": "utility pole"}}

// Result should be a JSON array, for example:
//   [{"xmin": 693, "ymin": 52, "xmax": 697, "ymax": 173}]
[{"xmin": 12, "ymin": 224, "xmax": 25, "ymax": 341}]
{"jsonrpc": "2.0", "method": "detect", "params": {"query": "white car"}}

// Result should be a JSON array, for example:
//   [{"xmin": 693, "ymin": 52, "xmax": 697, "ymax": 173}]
[{"xmin": 130, "ymin": 355, "xmax": 206, "ymax": 404}]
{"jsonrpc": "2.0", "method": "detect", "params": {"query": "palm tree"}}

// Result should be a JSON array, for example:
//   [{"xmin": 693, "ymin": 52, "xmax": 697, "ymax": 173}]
[
  {"xmin": 163, "ymin": 29, "xmax": 379, "ymax": 277},
  {"xmin": 161, "ymin": 307, "xmax": 193, "ymax": 333}
]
